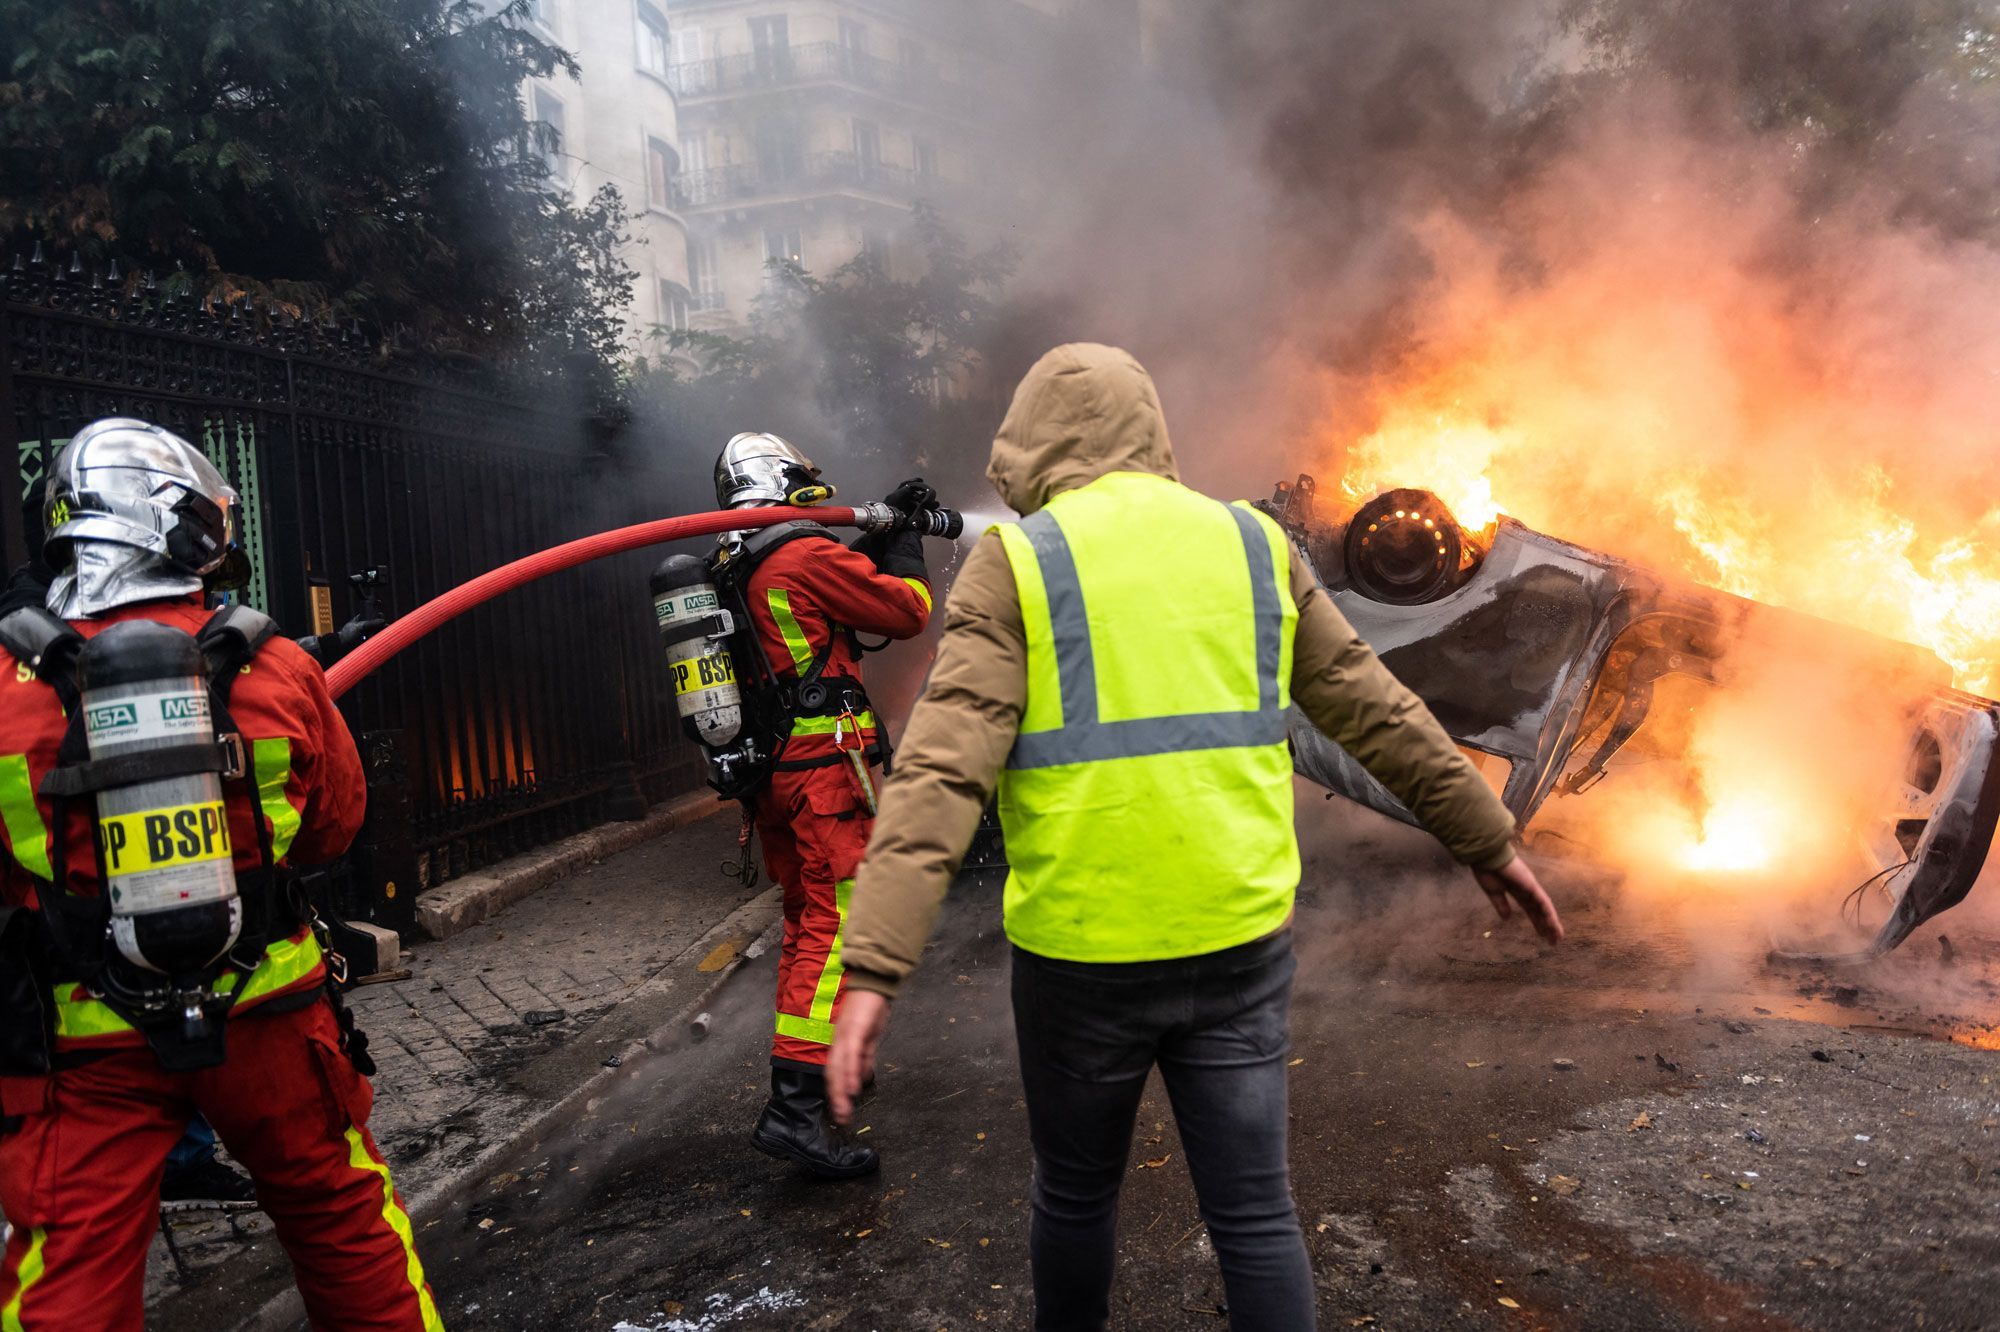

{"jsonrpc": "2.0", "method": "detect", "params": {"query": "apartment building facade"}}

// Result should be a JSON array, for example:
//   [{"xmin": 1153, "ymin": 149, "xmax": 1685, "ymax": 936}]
[
  {"xmin": 662, "ymin": 0, "xmax": 1062, "ymax": 330},
  {"xmin": 518, "ymin": 0, "xmax": 696, "ymax": 350}
]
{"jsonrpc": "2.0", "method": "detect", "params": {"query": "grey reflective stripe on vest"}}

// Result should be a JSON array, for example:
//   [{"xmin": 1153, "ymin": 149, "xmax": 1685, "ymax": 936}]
[{"xmin": 1007, "ymin": 503, "xmax": 1287, "ymax": 770}]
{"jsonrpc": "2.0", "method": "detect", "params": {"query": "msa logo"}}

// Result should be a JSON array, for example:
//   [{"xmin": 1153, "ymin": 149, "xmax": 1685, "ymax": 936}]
[
  {"xmin": 85, "ymin": 703, "xmax": 138, "ymax": 733},
  {"xmin": 162, "ymin": 696, "xmax": 210, "ymax": 722}
]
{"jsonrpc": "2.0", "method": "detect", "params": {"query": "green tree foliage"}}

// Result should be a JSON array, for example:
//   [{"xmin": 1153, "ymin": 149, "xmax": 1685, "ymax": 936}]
[
  {"xmin": 636, "ymin": 209, "xmax": 1017, "ymax": 490},
  {"xmin": 0, "ymin": 0, "xmax": 634, "ymax": 361}
]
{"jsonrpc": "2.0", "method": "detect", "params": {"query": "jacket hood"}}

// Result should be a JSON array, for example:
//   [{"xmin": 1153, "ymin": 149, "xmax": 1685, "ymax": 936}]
[{"xmin": 986, "ymin": 343, "xmax": 1179, "ymax": 514}]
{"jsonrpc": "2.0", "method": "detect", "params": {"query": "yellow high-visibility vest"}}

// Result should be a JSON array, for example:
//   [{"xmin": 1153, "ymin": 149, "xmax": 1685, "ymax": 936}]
[{"xmin": 993, "ymin": 471, "xmax": 1300, "ymax": 962}]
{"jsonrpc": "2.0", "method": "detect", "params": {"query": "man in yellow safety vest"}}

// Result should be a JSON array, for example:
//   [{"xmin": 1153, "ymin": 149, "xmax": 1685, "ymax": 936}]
[{"xmin": 825, "ymin": 344, "xmax": 1563, "ymax": 1331}]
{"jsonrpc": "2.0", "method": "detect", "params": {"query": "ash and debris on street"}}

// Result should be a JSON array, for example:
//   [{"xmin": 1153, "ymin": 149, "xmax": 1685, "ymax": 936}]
[{"xmin": 154, "ymin": 798, "xmax": 2000, "ymax": 1331}]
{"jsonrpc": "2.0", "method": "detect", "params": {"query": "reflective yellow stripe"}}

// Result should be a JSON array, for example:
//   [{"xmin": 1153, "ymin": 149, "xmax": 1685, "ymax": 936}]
[
  {"xmin": 234, "ymin": 930, "xmax": 323, "ymax": 1005},
  {"xmin": 0, "ymin": 756, "xmax": 52, "ymax": 881},
  {"xmin": 51, "ymin": 932, "xmax": 324, "ymax": 1041},
  {"xmin": 789, "ymin": 710, "xmax": 877, "ymax": 737},
  {"xmin": 809, "ymin": 879, "xmax": 853, "ymax": 1022},
  {"xmin": 2, "ymin": 1225, "xmax": 47, "ymax": 1332},
  {"xmin": 766, "ymin": 590, "xmax": 816, "ymax": 674},
  {"xmin": 902, "ymin": 577, "xmax": 933, "ymax": 612},
  {"xmin": 776, "ymin": 878, "xmax": 853, "ymax": 1047},
  {"xmin": 251, "ymin": 737, "xmax": 301, "ymax": 860},
  {"xmin": 774, "ymin": 1012, "xmax": 835, "ymax": 1045},
  {"xmin": 343, "ymin": 1127, "xmax": 445, "ymax": 1332}
]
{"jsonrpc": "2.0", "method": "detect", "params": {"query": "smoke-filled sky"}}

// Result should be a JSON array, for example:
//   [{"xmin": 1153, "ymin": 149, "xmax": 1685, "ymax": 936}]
[{"xmin": 979, "ymin": 0, "xmax": 2000, "ymax": 693}]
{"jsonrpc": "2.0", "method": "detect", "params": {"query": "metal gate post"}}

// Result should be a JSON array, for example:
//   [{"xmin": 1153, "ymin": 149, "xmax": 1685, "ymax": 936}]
[{"xmin": 348, "ymin": 729, "xmax": 420, "ymax": 934}]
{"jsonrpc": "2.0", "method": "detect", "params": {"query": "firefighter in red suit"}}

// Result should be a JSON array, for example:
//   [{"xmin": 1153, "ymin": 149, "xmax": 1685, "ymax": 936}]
[
  {"xmin": 0, "ymin": 419, "xmax": 442, "ymax": 1329},
  {"xmin": 713, "ymin": 433, "xmax": 935, "ymax": 1178}
]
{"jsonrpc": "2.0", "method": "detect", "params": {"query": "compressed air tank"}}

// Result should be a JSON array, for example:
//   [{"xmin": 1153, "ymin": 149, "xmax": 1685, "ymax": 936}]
[
  {"xmin": 78, "ymin": 621, "xmax": 241, "ymax": 977},
  {"xmin": 651, "ymin": 553, "xmax": 743, "ymax": 747}
]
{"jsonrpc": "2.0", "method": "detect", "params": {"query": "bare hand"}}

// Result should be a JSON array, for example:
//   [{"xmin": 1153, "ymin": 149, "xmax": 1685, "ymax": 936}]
[
  {"xmin": 827, "ymin": 989, "xmax": 893, "ymax": 1125},
  {"xmin": 1473, "ymin": 854, "xmax": 1564, "ymax": 944}
]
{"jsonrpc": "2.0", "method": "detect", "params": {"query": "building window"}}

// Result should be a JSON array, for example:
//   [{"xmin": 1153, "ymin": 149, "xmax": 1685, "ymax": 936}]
[
  {"xmin": 749, "ymin": 15, "xmax": 790, "ymax": 79},
  {"xmin": 899, "ymin": 37, "xmax": 925, "ymax": 67},
  {"xmin": 646, "ymin": 136, "xmax": 677, "ymax": 211},
  {"xmin": 688, "ymin": 237, "xmax": 722, "ymax": 309},
  {"xmin": 523, "ymin": 0, "xmax": 554, "ymax": 30},
  {"xmin": 659, "ymin": 280, "xmax": 690, "ymax": 332},
  {"xmin": 635, "ymin": 3, "xmax": 669, "ymax": 78},
  {"xmin": 764, "ymin": 228, "xmax": 803, "ymax": 267},
  {"xmin": 680, "ymin": 132, "xmax": 708, "ymax": 175},
  {"xmin": 753, "ymin": 119, "xmax": 802, "ymax": 183},
  {"xmin": 531, "ymin": 87, "xmax": 566, "ymax": 178},
  {"xmin": 852, "ymin": 119, "xmax": 881, "ymax": 172},
  {"xmin": 859, "ymin": 227, "xmax": 891, "ymax": 268},
  {"xmin": 839, "ymin": 18, "xmax": 868, "ymax": 54},
  {"xmin": 670, "ymin": 25, "xmax": 707, "ymax": 93},
  {"xmin": 914, "ymin": 138, "xmax": 938, "ymax": 179}
]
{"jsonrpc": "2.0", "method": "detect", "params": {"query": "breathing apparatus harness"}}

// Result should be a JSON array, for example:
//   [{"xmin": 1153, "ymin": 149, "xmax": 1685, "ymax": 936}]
[
  {"xmin": 0, "ymin": 603, "xmax": 309, "ymax": 1073},
  {"xmin": 653, "ymin": 520, "xmax": 891, "ymax": 805}
]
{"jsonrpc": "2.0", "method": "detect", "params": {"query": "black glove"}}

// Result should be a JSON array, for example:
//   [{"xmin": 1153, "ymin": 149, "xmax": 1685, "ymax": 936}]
[
  {"xmin": 877, "ymin": 527, "xmax": 928, "ymax": 582},
  {"xmin": 882, "ymin": 478, "xmax": 936, "ymax": 519},
  {"xmin": 298, "ymin": 614, "xmax": 387, "ymax": 670}
]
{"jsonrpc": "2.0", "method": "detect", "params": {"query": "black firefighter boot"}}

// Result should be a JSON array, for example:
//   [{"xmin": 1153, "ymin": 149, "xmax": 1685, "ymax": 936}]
[{"xmin": 751, "ymin": 1064, "xmax": 880, "ymax": 1179}]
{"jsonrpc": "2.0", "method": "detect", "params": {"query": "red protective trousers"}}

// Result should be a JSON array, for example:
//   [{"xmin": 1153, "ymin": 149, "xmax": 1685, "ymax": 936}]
[
  {"xmin": 758, "ymin": 763, "xmax": 877, "ymax": 1067},
  {"xmin": 0, "ymin": 1000, "xmax": 443, "ymax": 1331}
]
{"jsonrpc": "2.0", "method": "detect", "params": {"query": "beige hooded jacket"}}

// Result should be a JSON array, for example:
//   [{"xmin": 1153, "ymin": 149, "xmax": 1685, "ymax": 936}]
[{"xmin": 840, "ymin": 343, "xmax": 1517, "ymax": 998}]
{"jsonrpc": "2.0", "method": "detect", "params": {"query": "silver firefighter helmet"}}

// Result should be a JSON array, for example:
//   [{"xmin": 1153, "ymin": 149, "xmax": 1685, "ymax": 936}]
[
  {"xmin": 713, "ymin": 432, "xmax": 831, "ymax": 509},
  {"xmin": 43, "ymin": 417, "xmax": 239, "ymax": 577}
]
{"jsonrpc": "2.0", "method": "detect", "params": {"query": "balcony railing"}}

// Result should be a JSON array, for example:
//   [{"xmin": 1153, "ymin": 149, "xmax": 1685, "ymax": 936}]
[
  {"xmin": 674, "ymin": 151, "xmax": 930, "ymax": 209},
  {"xmin": 668, "ymin": 41, "xmax": 956, "ymax": 102}
]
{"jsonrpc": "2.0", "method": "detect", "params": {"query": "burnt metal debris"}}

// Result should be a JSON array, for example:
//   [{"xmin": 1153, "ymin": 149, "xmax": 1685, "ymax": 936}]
[{"xmin": 1261, "ymin": 474, "xmax": 2000, "ymax": 954}]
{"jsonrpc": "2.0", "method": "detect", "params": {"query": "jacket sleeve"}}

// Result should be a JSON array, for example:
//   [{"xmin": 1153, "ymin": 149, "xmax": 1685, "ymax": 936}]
[
  {"xmin": 795, "ymin": 537, "xmax": 934, "ymax": 639},
  {"xmin": 273, "ymin": 644, "xmax": 367, "ymax": 866},
  {"xmin": 1288, "ymin": 545, "xmax": 1518, "ymax": 870},
  {"xmin": 842, "ymin": 533, "xmax": 1026, "ymax": 998}
]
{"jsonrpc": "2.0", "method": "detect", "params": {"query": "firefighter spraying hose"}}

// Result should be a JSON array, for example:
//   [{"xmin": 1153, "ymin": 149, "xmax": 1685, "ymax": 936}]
[{"xmin": 643, "ymin": 434, "xmax": 954, "ymax": 1179}]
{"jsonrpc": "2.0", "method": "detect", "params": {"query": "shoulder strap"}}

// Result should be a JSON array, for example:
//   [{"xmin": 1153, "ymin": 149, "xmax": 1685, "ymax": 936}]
[
  {"xmin": 0, "ymin": 607, "xmax": 84, "ymax": 714},
  {"xmin": 737, "ymin": 521, "xmax": 838, "ymax": 567},
  {"xmin": 196, "ymin": 604, "xmax": 279, "ymax": 704}
]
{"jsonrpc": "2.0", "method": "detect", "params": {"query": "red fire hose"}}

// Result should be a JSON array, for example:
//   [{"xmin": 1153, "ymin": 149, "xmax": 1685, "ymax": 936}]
[{"xmin": 324, "ymin": 505, "xmax": 861, "ymax": 700}]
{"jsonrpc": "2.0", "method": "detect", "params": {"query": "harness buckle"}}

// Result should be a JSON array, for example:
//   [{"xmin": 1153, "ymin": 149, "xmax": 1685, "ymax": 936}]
[{"xmin": 218, "ymin": 732, "xmax": 246, "ymax": 780}]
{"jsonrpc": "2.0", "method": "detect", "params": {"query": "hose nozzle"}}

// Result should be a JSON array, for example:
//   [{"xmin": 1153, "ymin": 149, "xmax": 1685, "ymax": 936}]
[{"xmin": 854, "ymin": 500, "xmax": 964, "ymax": 540}]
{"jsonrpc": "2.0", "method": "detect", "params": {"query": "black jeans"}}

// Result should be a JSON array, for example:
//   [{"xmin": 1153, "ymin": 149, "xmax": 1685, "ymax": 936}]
[{"xmin": 1011, "ymin": 931, "xmax": 1314, "ymax": 1331}]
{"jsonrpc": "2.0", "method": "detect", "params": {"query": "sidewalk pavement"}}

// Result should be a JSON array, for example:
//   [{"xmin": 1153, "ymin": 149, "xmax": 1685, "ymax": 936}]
[{"xmin": 144, "ymin": 801, "xmax": 780, "ymax": 1321}]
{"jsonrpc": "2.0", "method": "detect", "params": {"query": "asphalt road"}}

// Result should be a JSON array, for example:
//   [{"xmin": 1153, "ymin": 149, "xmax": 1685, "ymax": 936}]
[{"xmin": 401, "ymin": 813, "xmax": 2000, "ymax": 1332}]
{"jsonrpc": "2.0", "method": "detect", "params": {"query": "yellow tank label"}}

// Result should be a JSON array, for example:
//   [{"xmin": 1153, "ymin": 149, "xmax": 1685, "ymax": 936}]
[
  {"xmin": 671, "ymin": 653, "xmax": 736, "ymax": 695},
  {"xmin": 99, "ymin": 801, "xmax": 233, "ymax": 874}
]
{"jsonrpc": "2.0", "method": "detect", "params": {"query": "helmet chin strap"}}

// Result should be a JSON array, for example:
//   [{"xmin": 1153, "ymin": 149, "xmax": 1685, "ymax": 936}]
[{"xmin": 47, "ymin": 540, "xmax": 202, "ymax": 619}]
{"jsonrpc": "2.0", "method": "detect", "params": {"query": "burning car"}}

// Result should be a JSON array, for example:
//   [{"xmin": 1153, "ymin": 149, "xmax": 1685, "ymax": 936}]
[{"xmin": 1262, "ymin": 475, "xmax": 2000, "ymax": 954}]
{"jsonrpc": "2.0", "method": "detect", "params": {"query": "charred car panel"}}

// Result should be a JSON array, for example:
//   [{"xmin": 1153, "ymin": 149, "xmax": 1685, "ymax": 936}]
[{"xmin": 1266, "ymin": 475, "xmax": 2000, "ymax": 953}]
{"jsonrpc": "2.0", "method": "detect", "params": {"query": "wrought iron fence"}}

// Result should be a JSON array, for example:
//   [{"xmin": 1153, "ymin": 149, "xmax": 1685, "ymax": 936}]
[{"xmin": 0, "ymin": 249, "xmax": 709, "ymax": 914}]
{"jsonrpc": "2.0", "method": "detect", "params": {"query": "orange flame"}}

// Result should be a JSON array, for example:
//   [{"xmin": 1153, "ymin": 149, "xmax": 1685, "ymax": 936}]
[{"xmin": 1314, "ymin": 172, "xmax": 2000, "ymax": 893}]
